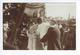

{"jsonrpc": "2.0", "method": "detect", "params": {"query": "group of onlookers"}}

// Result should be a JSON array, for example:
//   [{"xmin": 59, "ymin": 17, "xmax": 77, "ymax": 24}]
[{"xmin": 3, "ymin": 17, "xmax": 76, "ymax": 50}]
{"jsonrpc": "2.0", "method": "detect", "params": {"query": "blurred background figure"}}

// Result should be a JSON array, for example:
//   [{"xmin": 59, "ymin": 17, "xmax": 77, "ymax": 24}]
[
  {"xmin": 63, "ymin": 19, "xmax": 76, "ymax": 50},
  {"xmin": 16, "ymin": 22, "xmax": 28, "ymax": 50}
]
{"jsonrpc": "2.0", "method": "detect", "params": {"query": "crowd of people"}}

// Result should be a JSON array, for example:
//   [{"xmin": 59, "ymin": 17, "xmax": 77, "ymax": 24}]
[
  {"xmin": 3, "ymin": 3, "xmax": 76, "ymax": 50},
  {"xmin": 3, "ymin": 16, "xmax": 76, "ymax": 50}
]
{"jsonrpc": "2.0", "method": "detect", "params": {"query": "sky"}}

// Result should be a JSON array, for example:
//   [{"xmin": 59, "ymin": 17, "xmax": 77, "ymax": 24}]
[{"xmin": 45, "ymin": 2, "xmax": 76, "ymax": 19}]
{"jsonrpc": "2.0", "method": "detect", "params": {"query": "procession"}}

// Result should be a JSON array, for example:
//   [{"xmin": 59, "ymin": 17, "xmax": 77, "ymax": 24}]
[{"xmin": 3, "ymin": 3, "xmax": 76, "ymax": 50}]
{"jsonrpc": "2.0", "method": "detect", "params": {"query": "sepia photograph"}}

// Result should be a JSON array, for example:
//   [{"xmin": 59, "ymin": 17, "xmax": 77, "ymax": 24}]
[{"xmin": 3, "ymin": 3, "xmax": 76, "ymax": 50}]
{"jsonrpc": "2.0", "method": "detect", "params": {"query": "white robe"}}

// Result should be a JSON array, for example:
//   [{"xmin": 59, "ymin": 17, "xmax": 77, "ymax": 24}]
[{"xmin": 37, "ymin": 22, "xmax": 50, "ymax": 39}]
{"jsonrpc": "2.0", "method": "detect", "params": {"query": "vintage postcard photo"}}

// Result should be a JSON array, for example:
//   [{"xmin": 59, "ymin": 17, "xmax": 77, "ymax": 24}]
[{"xmin": 3, "ymin": 3, "xmax": 76, "ymax": 50}]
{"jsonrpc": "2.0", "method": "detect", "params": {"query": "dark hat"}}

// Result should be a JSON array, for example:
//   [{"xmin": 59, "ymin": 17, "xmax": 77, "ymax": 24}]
[
  {"xmin": 37, "ymin": 17, "xmax": 42, "ymax": 24},
  {"xmin": 68, "ymin": 19, "xmax": 76, "ymax": 27}
]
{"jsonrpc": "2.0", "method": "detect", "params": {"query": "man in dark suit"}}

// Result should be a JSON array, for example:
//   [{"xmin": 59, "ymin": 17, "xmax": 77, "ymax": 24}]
[{"xmin": 40, "ymin": 20, "xmax": 61, "ymax": 50}]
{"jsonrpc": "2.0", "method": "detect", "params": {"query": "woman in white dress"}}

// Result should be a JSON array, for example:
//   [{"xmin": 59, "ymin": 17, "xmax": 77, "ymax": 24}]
[{"xmin": 27, "ymin": 23, "xmax": 43, "ymax": 50}]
